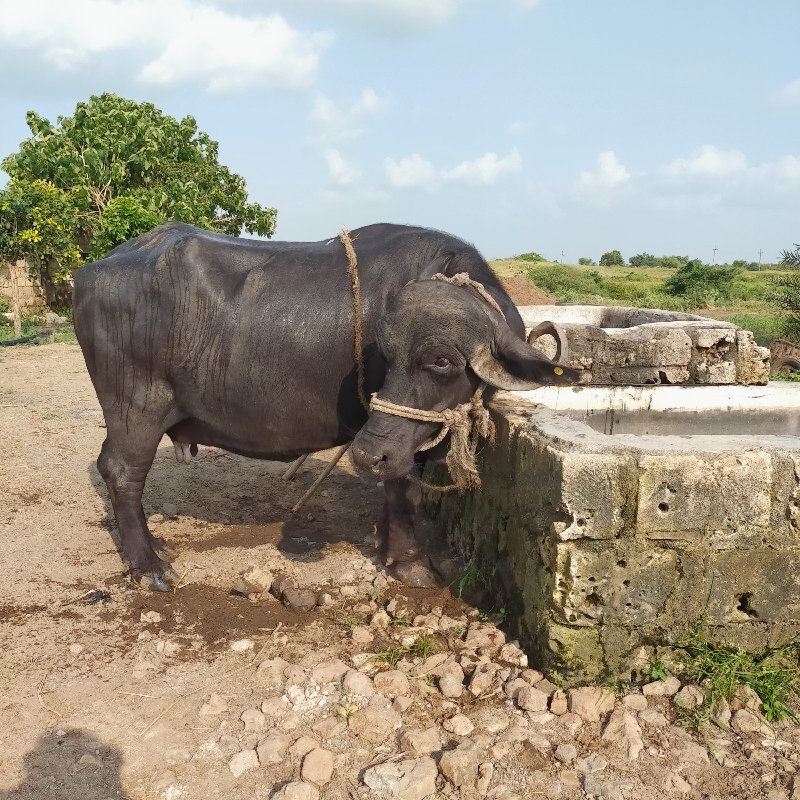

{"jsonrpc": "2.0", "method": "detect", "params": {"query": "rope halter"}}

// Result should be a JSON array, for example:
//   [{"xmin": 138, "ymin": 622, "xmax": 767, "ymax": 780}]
[{"xmin": 369, "ymin": 271, "xmax": 505, "ymax": 493}]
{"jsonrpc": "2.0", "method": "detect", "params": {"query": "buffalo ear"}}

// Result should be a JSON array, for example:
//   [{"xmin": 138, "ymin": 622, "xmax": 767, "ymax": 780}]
[{"xmin": 469, "ymin": 327, "xmax": 581, "ymax": 390}]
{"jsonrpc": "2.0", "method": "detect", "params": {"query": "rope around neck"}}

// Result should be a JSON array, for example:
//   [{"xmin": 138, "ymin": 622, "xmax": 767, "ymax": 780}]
[
  {"xmin": 340, "ymin": 229, "xmax": 369, "ymax": 411},
  {"xmin": 369, "ymin": 384, "xmax": 495, "ymax": 492}
]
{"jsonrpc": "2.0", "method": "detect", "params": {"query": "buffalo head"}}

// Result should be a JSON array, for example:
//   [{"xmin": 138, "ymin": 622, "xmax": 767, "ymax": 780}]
[{"xmin": 351, "ymin": 279, "xmax": 580, "ymax": 480}]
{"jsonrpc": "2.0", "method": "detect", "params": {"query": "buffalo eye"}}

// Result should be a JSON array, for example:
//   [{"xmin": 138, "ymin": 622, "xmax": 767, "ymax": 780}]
[{"xmin": 433, "ymin": 357, "xmax": 451, "ymax": 369}]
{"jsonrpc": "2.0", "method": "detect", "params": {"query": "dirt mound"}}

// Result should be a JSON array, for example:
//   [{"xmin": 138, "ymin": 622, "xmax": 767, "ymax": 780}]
[{"xmin": 501, "ymin": 276, "xmax": 554, "ymax": 306}]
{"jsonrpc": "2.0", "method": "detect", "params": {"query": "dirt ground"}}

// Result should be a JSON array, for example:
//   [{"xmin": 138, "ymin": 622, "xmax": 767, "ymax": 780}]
[
  {"xmin": 499, "ymin": 277, "xmax": 554, "ymax": 306},
  {"xmin": 1, "ymin": 344, "xmax": 799, "ymax": 800}
]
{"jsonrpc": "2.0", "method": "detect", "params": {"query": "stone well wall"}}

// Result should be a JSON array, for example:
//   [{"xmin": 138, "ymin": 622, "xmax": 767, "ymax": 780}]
[
  {"xmin": 427, "ymin": 387, "xmax": 800, "ymax": 685},
  {"xmin": 519, "ymin": 304, "xmax": 770, "ymax": 385}
]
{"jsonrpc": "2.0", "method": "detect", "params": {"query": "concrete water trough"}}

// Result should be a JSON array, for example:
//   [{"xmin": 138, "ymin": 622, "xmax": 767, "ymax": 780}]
[{"xmin": 428, "ymin": 382, "xmax": 800, "ymax": 684}]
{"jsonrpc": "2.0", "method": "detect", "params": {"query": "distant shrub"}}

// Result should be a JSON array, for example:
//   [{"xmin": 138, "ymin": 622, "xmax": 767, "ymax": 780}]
[
  {"xmin": 663, "ymin": 259, "xmax": 741, "ymax": 304},
  {"xmin": 528, "ymin": 264, "xmax": 605, "ymax": 298},
  {"xmin": 578, "ymin": 257, "xmax": 596, "ymax": 266},
  {"xmin": 516, "ymin": 251, "xmax": 545, "ymax": 263}
]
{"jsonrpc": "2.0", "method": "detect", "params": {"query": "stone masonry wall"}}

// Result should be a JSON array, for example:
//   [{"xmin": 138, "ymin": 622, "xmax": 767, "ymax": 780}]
[
  {"xmin": 427, "ymin": 395, "xmax": 800, "ymax": 685},
  {"xmin": 0, "ymin": 259, "xmax": 46, "ymax": 312}
]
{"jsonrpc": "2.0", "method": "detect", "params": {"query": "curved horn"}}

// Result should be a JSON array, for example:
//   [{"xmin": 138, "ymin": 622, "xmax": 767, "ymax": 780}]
[{"xmin": 527, "ymin": 321, "xmax": 568, "ymax": 364}]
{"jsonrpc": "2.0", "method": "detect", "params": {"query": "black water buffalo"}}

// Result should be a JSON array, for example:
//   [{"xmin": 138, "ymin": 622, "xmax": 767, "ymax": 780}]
[{"xmin": 73, "ymin": 222, "xmax": 578, "ymax": 590}]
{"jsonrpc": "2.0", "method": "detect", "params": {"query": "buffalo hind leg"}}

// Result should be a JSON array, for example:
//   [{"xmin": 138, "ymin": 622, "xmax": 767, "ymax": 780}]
[
  {"xmin": 379, "ymin": 476, "xmax": 439, "ymax": 588},
  {"xmin": 97, "ymin": 421, "xmax": 178, "ymax": 591}
]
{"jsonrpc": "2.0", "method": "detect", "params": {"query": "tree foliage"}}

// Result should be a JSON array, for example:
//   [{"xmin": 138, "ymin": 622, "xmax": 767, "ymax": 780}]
[
  {"xmin": 599, "ymin": 249, "xmax": 624, "ymax": 266},
  {"xmin": 88, "ymin": 196, "xmax": 165, "ymax": 261},
  {"xmin": 663, "ymin": 259, "xmax": 740, "ymax": 303},
  {"xmin": 0, "ymin": 178, "xmax": 82, "ymax": 283},
  {"xmin": 769, "ymin": 245, "xmax": 800, "ymax": 340},
  {"xmin": 2, "ymin": 93, "xmax": 276, "ymax": 260},
  {"xmin": 629, "ymin": 252, "xmax": 690, "ymax": 269}
]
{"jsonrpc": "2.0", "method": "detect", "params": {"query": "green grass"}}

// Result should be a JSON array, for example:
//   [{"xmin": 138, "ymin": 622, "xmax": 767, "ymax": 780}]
[
  {"xmin": 410, "ymin": 632, "xmax": 439, "ymax": 659},
  {"xmin": 716, "ymin": 314, "xmax": 785, "ymax": 347},
  {"xmin": 0, "ymin": 317, "xmax": 78, "ymax": 345},
  {"xmin": 371, "ymin": 648, "xmax": 406, "ymax": 667},
  {"xmin": 680, "ymin": 624, "xmax": 799, "ymax": 723}
]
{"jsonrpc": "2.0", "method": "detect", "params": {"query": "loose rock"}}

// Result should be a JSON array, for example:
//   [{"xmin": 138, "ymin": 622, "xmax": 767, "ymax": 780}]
[
  {"xmin": 301, "ymin": 748, "xmax": 334, "ymax": 786},
  {"xmin": 363, "ymin": 757, "xmax": 438, "ymax": 800},
  {"xmin": 443, "ymin": 714, "xmax": 474, "ymax": 736},
  {"xmin": 257, "ymin": 732, "xmax": 290, "ymax": 764},
  {"xmin": 228, "ymin": 749, "xmax": 258, "ymax": 778},
  {"xmin": 439, "ymin": 740, "xmax": 481, "ymax": 789},
  {"xmin": 374, "ymin": 669, "xmax": 411, "ymax": 698},
  {"xmin": 516, "ymin": 685, "xmax": 548, "ymax": 712},
  {"xmin": 601, "ymin": 710, "xmax": 644, "ymax": 760},
  {"xmin": 398, "ymin": 726, "xmax": 441, "ymax": 756},
  {"xmin": 642, "ymin": 676, "xmax": 681, "ymax": 697},
  {"xmin": 234, "ymin": 564, "xmax": 273, "ymax": 596},
  {"xmin": 568, "ymin": 687, "xmax": 616, "ymax": 722},
  {"xmin": 272, "ymin": 782, "xmax": 320, "ymax": 800},
  {"xmin": 438, "ymin": 663, "xmax": 465, "ymax": 699}
]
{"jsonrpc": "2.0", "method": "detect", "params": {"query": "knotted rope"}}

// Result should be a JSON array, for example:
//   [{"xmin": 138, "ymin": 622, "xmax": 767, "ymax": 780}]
[{"xmin": 369, "ymin": 383, "xmax": 495, "ymax": 492}]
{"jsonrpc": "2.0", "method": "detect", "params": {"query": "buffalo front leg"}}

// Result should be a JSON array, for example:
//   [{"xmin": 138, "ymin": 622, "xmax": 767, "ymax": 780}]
[
  {"xmin": 97, "ymin": 423, "xmax": 177, "ymax": 591},
  {"xmin": 379, "ymin": 476, "xmax": 439, "ymax": 588}
]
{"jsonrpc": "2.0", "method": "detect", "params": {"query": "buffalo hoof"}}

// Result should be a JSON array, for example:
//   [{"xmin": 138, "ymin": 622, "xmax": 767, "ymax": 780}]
[
  {"xmin": 133, "ymin": 563, "xmax": 179, "ymax": 592},
  {"xmin": 389, "ymin": 559, "xmax": 440, "ymax": 588}
]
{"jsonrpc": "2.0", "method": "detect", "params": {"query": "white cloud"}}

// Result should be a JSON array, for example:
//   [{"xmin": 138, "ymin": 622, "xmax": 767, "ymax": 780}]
[
  {"xmin": 385, "ymin": 148, "xmax": 523, "ymax": 189},
  {"xmin": 300, "ymin": 0, "xmax": 465, "ymax": 31},
  {"xmin": 311, "ymin": 88, "xmax": 385, "ymax": 143},
  {"xmin": 442, "ymin": 148, "xmax": 522, "ymax": 185},
  {"xmin": 324, "ymin": 149, "xmax": 360, "ymax": 185},
  {"xmin": 0, "ymin": 0, "xmax": 331, "ymax": 93},
  {"xmin": 576, "ymin": 150, "xmax": 631, "ymax": 190},
  {"xmin": 769, "ymin": 78, "xmax": 800, "ymax": 108},
  {"xmin": 384, "ymin": 153, "xmax": 439, "ymax": 189},
  {"xmin": 665, "ymin": 144, "xmax": 747, "ymax": 179}
]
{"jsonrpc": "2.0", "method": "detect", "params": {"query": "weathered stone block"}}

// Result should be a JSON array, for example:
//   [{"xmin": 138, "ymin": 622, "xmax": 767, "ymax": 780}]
[
  {"xmin": 555, "ymin": 452, "xmax": 634, "ymax": 540},
  {"xmin": 706, "ymin": 548, "xmax": 800, "ymax": 624},
  {"xmin": 636, "ymin": 451, "xmax": 771, "ymax": 534}
]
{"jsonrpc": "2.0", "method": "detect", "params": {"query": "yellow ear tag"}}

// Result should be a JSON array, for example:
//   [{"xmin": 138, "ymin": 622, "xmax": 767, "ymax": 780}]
[{"xmin": 553, "ymin": 366, "xmax": 564, "ymax": 376}]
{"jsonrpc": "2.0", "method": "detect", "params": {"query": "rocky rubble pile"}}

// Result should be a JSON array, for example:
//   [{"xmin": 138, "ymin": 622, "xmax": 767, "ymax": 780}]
[{"xmin": 138, "ymin": 561, "xmax": 800, "ymax": 800}]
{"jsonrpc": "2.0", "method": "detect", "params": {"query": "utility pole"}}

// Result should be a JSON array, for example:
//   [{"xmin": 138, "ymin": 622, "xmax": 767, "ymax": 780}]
[
  {"xmin": 561, "ymin": 250, "xmax": 565, "ymax": 263},
  {"xmin": 712, "ymin": 246, "xmax": 718, "ymax": 265},
  {"xmin": 758, "ymin": 248, "xmax": 763, "ymax": 269}
]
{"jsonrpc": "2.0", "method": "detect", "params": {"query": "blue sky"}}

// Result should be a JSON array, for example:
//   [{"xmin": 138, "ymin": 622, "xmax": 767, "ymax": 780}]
[{"xmin": 1, "ymin": 0, "xmax": 799, "ymax": 263}]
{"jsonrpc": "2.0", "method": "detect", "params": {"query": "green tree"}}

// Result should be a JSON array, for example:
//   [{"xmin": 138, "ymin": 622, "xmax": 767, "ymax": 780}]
[
  {"xmin": 88, "ymin": 196, "xmax": 165, "ymax": 260},
  {"xmin": 663, "ymin": 259, "xmax": 740, "ymax": 304},
  {"xmin": 770, "ymin": 245, "xmax": 800, "ymax": 339},
  {"xmin": 629, "ymin": 252, "xmax": 657, "ymax": 268},
  {"xmin": 599, "ymin": 249, "xmax": 624, "ymax": 266},
  {"xmin": 2, "ymin": 93, "xmax": 276, "ymax": 258},
  {"xmin": 0, "ymin": 178, "xmax": 82, "ymax": 284},
  {"xmin": 578, "ymin": 257, "xmax": 596, "ymax": 266}
]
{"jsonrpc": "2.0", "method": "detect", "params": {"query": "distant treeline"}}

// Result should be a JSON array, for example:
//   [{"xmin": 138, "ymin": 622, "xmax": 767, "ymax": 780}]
[{"xmin": 514, "ymin": 250, "xmax": 777, "ymax": 271}]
